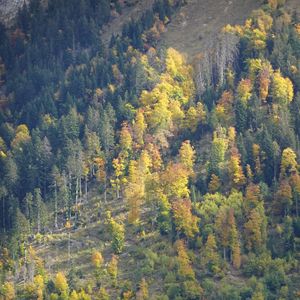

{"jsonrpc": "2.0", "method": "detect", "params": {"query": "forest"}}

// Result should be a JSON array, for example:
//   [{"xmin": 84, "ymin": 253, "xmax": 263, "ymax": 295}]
[{"xmin": 0, "ymin": 0, "xmax": 300, "ymax": 299}]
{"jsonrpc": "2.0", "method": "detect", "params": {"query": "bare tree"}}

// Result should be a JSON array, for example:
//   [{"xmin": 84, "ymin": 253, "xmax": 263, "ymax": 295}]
[{"xmin": 195, "ymin": 32, "xmax": 239, "ymax": 96}]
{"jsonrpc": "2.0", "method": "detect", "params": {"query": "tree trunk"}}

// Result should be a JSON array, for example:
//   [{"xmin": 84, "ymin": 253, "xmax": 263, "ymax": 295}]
[
  {"xmin": 79, "ymin": 176, "xmax": 82, "ymax": 201},
  {"xmin": 68, "ymin": 231, "xmax": 71, "ymax": 265},
  {"xmin": 75, "ymin": 177, "xmax": 79, "ymax": 206},
  {"xmin": 104, "ymin": 169, "xmax": 107, "ymax": 203},
  {"xmin": 85, "ymin": 175, "xmax": 88, "ymax": 203},
  {"xmin": 296, "ymin": 194, "xmax": 299, "ymax": 218},
  {"xmin": 54, "ymin": 180, "xmax": 58, "ymax": 229},
  {"xmin": 23, "ymin": 245, "xmax": 27, "ymax": 285},
  {"xmin": 2, "ymin": 196, "xmax": 5, "ymax": 233},
  {"xmin": 37, "ymin": 207, "xmax": 40, "ymax": 234}
]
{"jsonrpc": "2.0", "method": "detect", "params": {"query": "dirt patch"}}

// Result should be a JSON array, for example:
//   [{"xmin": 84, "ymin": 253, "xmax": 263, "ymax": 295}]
[{"xmin": 159, "ymin": 0, "xmax": 263, "ymax": 59}]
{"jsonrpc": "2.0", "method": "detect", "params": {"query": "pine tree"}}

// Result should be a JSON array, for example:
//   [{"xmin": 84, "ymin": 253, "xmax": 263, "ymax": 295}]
[{"xmin": 106, "ymin": 211, "xmax": 125, "ymax": 254}]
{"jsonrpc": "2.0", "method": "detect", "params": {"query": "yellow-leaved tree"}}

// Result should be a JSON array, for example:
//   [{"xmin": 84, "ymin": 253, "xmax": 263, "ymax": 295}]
[
  {"xmin": 172, "ymin": 199, "xmax": 199, "ymax": 239},
  {"xmin": 271, "ymin": 70, "xmax": 294, "ymax": 105}
]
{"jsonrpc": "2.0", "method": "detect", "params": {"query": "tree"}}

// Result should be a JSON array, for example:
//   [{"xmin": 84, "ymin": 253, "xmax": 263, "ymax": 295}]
[
  {"xmin": 251, "ymin": 282, "xmax": 265, "ymax": 300},
  {"xmin": 290, "ymin": 172, "xmax": 300, "ymax": 217},
  {"xmin": 136, "ymin": 278, "xmax": 149, "ymax": 300},
  {"xmin": 271, "ymin": 70, "xmax": 294, "ymax": 105},
  {"xmin": 124, "ymin": 155, "xmax": 148, "ymax": 224},
  {"xmin": 161, "ymin": 162, "xmax": 190, "ymax": 200},
  {"xmin": 172, "ymin": 199, "xmax": 199, "ymax": 239},
  {"xmin": 280, "ymin": 147, "xmax": 297, "ymax": 179},
  {"xmin": 84, "ymin": 129, "xmax": 101, "ymax": 175},
  {"xmin": 175, "ymin": 240, "xmax": 195, "ymax": 280},
  {"xmin": 237, "ymin": 79, "xmax": 252, "ymax": 104},
  {"xmin": 24, "ymin": 274, "xmax": 45, "ymax": 300},
  {"xmin": 252, "ymin": 144, "xmax": 262, "ymax": 180},
  {"xmin": 70, "ymin": 290, "xmax": 79, "ymax": 300},
  {"xmin": 11, "ymin": 124, "xmax": 31, "ymax": 149},
  {"xmin": 208, "ymin": 174, "xmax": 221, "ymax": 193},
  {"xmin": 202, "ymin": 234, "xmax": 220, "ymax": 274},
  {"xmin": 228, "ymin": 147, "xmax": 246, "ymax": 188},
  {"xmin": 184, "ymin": 102, "xmax": 206, "ymax": 133},
  {"xmin": 215, "ymin": 207, "xmax": 230, "ymax": 260},
  {"xmin": 235, "ymin": 99, "xmax": 248, "ymax": 133},
  {"xmin": 157, "ymin": 192, "xmax": 172, "ymax": 235},
  {"xmin": 275, "ymin": 180, "xmax": 293, "ymax": 215},
  {"xmin": 165, "ymin": 48, "xmax": 195, "ymax": 102},
  {"xmin": 106, "ymin": 212, "xmax": 125, "ymax": 254},
  {"xmin": 54, "ymin": 272, "xmax": 69, "ymax": 294},
  {"xmin": 133, "ymin": 109, "xmax": 147, "ymax": 146},
  {"xmin": 208, "ymin": 128, "xmax": 229, "ymax": 176},
  {"xmin": 215, "ymin": 91, "xmax": 234, "ymax": 126},
  {"xmin": 228, "ymin": 209, "xmax": 241, "ymax": 269},
  {"xmin": 97, "ymin": 287, "xmax": 110, "ymax": 300},
  {"xmin": 244, "ymin": 184, "xmax": 262, "ymax": 214},
  {"xmin": 111, "ymin": 154, "xmax": 127, "ymax": 199},
  {"xmin": 244, "ymin": 205, "xmax": 266, "ymax": 253},
  {"xmin": 0, "ymin": 282, "xmax": 15, "ymax": 300},
  {"xmin": 258, "ymin": 63, "xmax": 273, "ymax": 102},
  {"xmin": 92, "ymin": 251, "xmax": 104, "ymax": 268},
  {"xmin": 119, "ymin": 122, "xmax": 133, "ymax": 153},
  {"xmin": 178, "ymin": 140, "xmax": 195, "ymax": 175},
  {"xmin": 33, "ymin": 188, "xmax": 45, "ymax": 234},
  {"xmin": 107, "ymin": 255, "xmax": 118, "ymax": 287},
  {"xmin": 24, "ymin": 192, "xmax": 33, "ymax": 228},
  {"xmin": 99, "ymin": 104, "xmax": 116, "ymax": 156}
]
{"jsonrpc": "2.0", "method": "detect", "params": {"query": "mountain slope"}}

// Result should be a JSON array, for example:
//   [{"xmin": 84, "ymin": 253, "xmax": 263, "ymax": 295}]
[{"xmin": 160, "ymin": 0, "xmax": 262, "ymax": 57}]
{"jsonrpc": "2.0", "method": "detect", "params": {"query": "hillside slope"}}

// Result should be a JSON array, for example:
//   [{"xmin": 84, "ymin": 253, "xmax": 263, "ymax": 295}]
[
  {"xmin": 160, "ymin": 0, "xmax": 262, "ymax": 57},
  {"xmin": 1, "ymin": 0, "xmax": 300, "ymax": 299}
]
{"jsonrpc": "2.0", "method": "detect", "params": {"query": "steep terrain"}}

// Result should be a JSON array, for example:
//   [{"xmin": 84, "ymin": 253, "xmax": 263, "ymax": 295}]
[
  {"xmin": 1, "ymin": 0, "xmax": 300, "ymax": 299},
  {"xmin": 160, "ymin": 0, "xmax": 262, "ymax": 58}
]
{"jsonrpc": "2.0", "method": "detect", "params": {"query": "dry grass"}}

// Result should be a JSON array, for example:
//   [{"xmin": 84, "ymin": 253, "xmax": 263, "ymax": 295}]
[{"xmin": 159, "ymin": 0, "xmax": 262, "ymax": 59}]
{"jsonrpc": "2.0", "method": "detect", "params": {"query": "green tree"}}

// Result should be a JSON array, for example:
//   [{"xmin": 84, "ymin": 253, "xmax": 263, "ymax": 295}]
[{"xmin": 106, "ymin": 211, "xmax": 125, "ymax": 254}]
